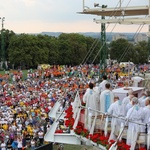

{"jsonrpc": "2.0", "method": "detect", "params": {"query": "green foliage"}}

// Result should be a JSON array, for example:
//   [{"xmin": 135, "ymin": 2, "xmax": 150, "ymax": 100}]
[
  {"xmin": 110, "ymin": 38, "xmax": 131, "ymax": 61},
  {"xmin": 133, "ymin": 41, "xmax": 149, "ymax": 64},
  {"xmin": 6, "ymin": 32, "xmax": 99, "ymax": 68},
  {"xmin": 0, "ymin": 29, "xmax": 149, "ymax": 69},
  {"xmin": 110, "ymin": 39, "xmax": 149, "ymax": 63},
  {"xmin": 0, "ymin": 29, "xmax": 15, "ymax": 61}
]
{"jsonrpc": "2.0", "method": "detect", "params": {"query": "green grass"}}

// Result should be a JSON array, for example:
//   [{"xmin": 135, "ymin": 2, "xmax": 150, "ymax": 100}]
[
  {"xmin": 53, "ymin": 144, "xmax": 94, "ymax": 150},
  {"xmin": 0, "ymin": 69, "xmax": 29, "ymax": 81}
]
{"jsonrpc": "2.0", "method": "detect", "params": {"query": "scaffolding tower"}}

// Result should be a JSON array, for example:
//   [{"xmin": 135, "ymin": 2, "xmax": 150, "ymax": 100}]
[{"xmin": 80, "ymin": 0, "xmax": 150, "ymax": 78}]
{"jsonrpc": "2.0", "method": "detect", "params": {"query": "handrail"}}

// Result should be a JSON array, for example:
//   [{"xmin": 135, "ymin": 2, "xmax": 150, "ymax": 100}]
[{"xmin": 79, "ymin": 105, "xmax": 147, "ymax": 126}]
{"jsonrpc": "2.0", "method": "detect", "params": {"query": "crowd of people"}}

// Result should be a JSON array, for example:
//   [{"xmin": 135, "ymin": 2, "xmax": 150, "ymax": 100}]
[
  {"xmin": 0, "ymin": 65, "xmax": 91, "ymax": 150},
  {"xmin": 0, "ymin": 63, "xmax": 149, "ymax": 150}
]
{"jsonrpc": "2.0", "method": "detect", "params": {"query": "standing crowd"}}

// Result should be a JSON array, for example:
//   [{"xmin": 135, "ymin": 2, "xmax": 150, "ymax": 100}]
[{"xmin": 0, "ymin": 63, "xmax": 149, "ymax": 150}]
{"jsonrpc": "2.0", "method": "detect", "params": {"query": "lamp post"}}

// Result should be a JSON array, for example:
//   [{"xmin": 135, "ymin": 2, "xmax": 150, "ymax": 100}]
[{"xmin": 1, "ymin": 17, "xmax": 6, "ymax": 70}]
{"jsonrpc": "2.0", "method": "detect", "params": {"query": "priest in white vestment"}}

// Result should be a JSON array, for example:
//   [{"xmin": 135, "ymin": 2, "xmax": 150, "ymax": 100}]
[
  {"xmin": 83, "ymin": 82, "xmax": 99, "ymax": 130},
  {"xmin": 122, "ymin": 88, "xmax": 134, "ymax": 106},
  {"xmin": 143, "ymin": 98, "xmax": 150, "ymax": 149},
  {"xmin": 126, "ymin": 97, "xmax": 145, "ymax": 149},
  {"xmin": 100, "ymin": 83, "xmax": 114, "ymax": 113},
  {"xmin": 139, "ymin": 90, "xmax": 150, "ymax": 107},
  {"xmin": 98, "ymin": 75, "xmax": 108, "ymax": 94},
  {"xmin": 107, "ymin": 96, "xmax": 126, "ymax": 141}
]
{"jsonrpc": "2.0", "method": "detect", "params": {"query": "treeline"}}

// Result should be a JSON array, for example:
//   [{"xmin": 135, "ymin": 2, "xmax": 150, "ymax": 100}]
[
  {"xmin": 0, "ymin": 29, "xmax": 149, "ymax": 69},
  {"xmin": 1, "ymin": 29, "xmax": 101, "ymax": 69}
]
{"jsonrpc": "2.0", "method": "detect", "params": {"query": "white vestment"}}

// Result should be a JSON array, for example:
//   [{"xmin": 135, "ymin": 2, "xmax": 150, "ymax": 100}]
[
  {"xmin": 138, "ymin": 96, "xmax": 146, "ymax": 107},
  {"xmin": 107, "ymin": 100, "xmax": 126, "ymax": 141},
  {"xmin": 99, "ymin": 80, "xmax": 108, "ymax": 93},
  {"xmin": 83, "ymin": 88, "xmax": 99, "ymax": 130},
  {"xmin": 126, "ymin": 105, "xmax": 145, "ymax": 148},
  {"xmin": 122, "ymin": 96, "xmax": 130, "ymax": 106},
  {"xmin": 143, "ymin": 105, "xmax": 150, "ymax": 127},
  {"xmin": 125, "ymin": 102, "xmax": 132, "ymax": 115},
  {"xmin": 100, "ymin": 89, "xmax": 114, "ymax": 113},
  {"xmin": 143, "ymin": 105, "xmax": 150, "ymax": 149},
  {"xmin": 140, "ymin": 97, "xmax": 148, "ymax": 107}
]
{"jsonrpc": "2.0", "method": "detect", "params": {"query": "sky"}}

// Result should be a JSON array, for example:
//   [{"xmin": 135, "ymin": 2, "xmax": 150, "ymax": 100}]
[{"xmin": 0, "ymin": 0, "xmax": 149, "ymax": 34}]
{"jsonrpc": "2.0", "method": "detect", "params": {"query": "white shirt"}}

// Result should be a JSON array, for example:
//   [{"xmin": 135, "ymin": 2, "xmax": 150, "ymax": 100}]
[
  {"xmin": 31, "ymin": 140, "xmax": 35, "ymax": 147},
  {"xmin": 1, "ymin": 142, "xmax": 6, "ymax": 150},
  {"xmin": 38, "ymin": 131, "xmax": 44, "ymax": 139},
  {"xmin": 17, "ymin": 139, "xmax": 22, "ymax": 148}
]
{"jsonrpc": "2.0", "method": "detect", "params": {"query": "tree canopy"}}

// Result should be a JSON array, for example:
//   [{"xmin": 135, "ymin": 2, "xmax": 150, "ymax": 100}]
[{"xmin": 0, "ymin": 29, "xmax": 149, "ymax": 69}]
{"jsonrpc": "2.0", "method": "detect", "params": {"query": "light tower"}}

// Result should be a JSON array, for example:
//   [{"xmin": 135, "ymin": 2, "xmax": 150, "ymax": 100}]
[
  {"xmin": 100, "ymin": 4, "xmax": 107, "ymax": 78},
  {"xmin": 1, "ymin": 17, "xmax": 6, "ymax": 69}
]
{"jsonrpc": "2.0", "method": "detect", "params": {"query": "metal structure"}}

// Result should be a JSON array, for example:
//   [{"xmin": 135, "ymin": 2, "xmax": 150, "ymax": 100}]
[
  {"xmin": 79, "ymin": 0, "xmax": 150, "ymax": 78},
  {"xmin": 1, "ymin": 17, "xmax": 6, "ymax": 69},
  {"xmin": 100, "ymin": 5, "xmax": 107, "ymax": 78}
]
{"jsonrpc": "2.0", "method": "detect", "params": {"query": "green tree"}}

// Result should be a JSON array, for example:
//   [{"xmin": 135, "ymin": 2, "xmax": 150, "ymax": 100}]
[
  {"xmin": 110, "ymin": 38, "xmax": 134, "ymax": 62},
  {"xmin": 0, "ymin": 29, "xmax": 15, "ymax": 62},
  {"xmin": 8, "ymin": 34, "xmax": 49, "ymax": 69},
  {"xmin": 58, "ymin": 33, "xmax": 87, "ymax": 65},
  {"xmin": 133, "ymin": 41, "xmax": 149, "ymax": 64},
  {"xmin": 84, "ymin": 37, "xmax": 101, "ymax": 64}
]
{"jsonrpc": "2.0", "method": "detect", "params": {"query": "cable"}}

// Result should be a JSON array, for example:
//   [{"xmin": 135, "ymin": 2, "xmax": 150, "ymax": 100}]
[
  {"xmin": 84, "ymin": 39, "xmax": 100, "ymax": 64},
  {"xmin": 81, "ymin": 0, "xmax": 126, "ymax": 64},
  {"xmin": 91, "ymin": 0, "xmax": 133, "ymax": 64},
  {"xmin": 118, "ymin": 22, "xmax": 146, "ymax": 63},
  {"xmin": 81, "ymin": 39, "xmax": 97, "ymax": 64}
]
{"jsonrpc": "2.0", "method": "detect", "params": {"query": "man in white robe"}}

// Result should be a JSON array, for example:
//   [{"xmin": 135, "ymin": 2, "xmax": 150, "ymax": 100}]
[
  {"xmin": 143, "ymin": 98, "xmax": 150, "ymax": 149},
  {"xmin": 122, "ymin": 88, "xmax": 134, "ymax": 106},
  {"xmin": 107, "ymin": 96, "xmax": 126, "ymax": 141},
  {"xmin": 122, "ymin": 89, "xmax": 134, "ymax": 115},
  {"xmin": 100, "ymin": 83, "xmax": 114, "ymax": 113},
  {"xmin": 138, "ymin": 91, "xmax": 147, "ymax": 107},
  {"xmin": 139, "ymin": 90, "xmax": 150, "ymax": 107},
  {"xmin": 99, "ymin": 75, "xmax": 108, "ymax": 94},
  {"xmin": 126, "ymin": 97, "xmax": 145, "ymax": 149},
  {"xmin": 83, "ymin": 82, "xmax": 99, "ymax": 130}
]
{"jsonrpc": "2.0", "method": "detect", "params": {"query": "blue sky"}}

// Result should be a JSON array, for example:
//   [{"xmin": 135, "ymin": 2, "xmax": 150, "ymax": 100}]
[{"xmin": 0, "ymin": 0, "xmax": 149, "ymax": 33}]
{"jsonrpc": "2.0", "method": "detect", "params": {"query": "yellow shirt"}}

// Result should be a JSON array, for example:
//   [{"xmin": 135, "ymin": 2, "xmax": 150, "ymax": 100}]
[{"xmin": 2, "ymin": 124, "xmax": 8, "ymax": 130}]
